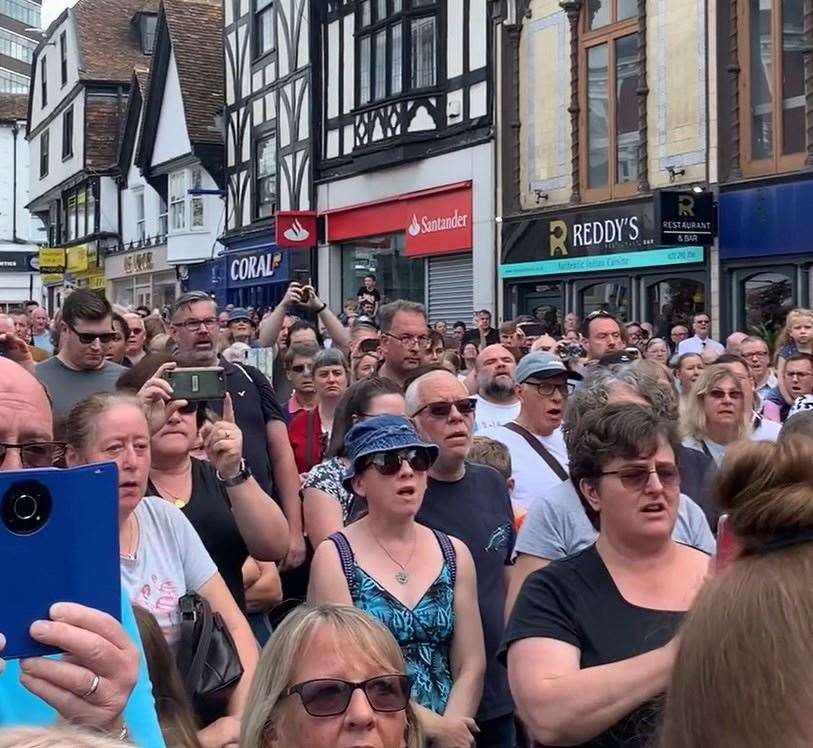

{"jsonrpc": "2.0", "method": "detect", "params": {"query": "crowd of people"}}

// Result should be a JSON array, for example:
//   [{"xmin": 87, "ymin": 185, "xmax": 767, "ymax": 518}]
[{"xmin": 0, "ymin": 282, "xmax": 811, "ymax": 748}]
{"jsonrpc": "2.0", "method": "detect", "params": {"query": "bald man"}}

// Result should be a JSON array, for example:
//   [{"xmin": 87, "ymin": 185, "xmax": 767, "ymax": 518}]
[
  {"xmin": 473, "ymin": 344, "xmax": 521, "ymax": 432},
  {"xmin": 0, "ymin": 359, "xmax": 164, "ymax": 744},
  {"xmin": 726, "ymin": 331, "xmax": 747, "ymax": 355}
]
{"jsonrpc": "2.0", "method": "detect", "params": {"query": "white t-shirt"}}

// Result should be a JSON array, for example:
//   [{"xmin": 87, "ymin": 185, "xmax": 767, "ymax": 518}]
[
  {"xmin": 677, "ymin": 336, "xmax": 724, "ymax": 356},
  {"xmin": 120, "ymin": 496, "xmax": 218, "ymax": 651},
  {"xmin": 683, "ymin": 419, "xmax": 781, "ymax": 466},
  {"xmin": 473, "ymin": 395, "xmax": 521, "ymax": 433},
  {"xmin": 478, "ymin": 424, "xmax": 568, "ymax": 510}
]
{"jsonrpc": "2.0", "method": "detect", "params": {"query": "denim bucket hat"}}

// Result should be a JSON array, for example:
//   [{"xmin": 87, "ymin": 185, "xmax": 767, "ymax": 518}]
[{"xmin": 343, "ymin": 415, "xmax": 439, "ymax": 488}]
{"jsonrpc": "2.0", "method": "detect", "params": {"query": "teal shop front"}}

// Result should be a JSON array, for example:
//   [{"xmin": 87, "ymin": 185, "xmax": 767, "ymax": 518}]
[{"xmin": 500, "ymin": 198, "xmax": 710, "ymax": 336}]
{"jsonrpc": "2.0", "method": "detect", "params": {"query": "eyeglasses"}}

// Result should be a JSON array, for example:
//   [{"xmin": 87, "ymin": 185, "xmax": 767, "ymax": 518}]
[
  {"xmin": 128, "ymin": 328, "xmax": 145, "ymax": 337},
  {"xmin": 412, "ymin": 398, "xmax": 477, "ymax": 419},
  {"xmin": 177, "ymin": 401, "xmax": 199, "ymax": 415},
  {"xmin": 707, "ymin": 388, "xmax": 744, "ymax": 400},
  {"xmin": 743, "ymin": 350, "xmax": 768, "ymax": 358},
  {"xmin": 290, "ymin": 363, "xmax": 314, "ymax": 374},
  {"xmin": 172, "ymin": 317, "xmax": 219, "ymax": 332},
  {"xmin": 67, "ymin": 323, "xmax": 116, "ymax": 345},
  {"xmin": 0, "ymin": 441, "xmax": 65, "ymax": 468},
  {"xmin": 600, "ymin": 465, "xmax": 680, "ymax": 492},
  {"xmin": 361, "ymin": 447, "xmax": 434, "ymax": 476},
  {"xmin": 586, "ymin": 310, "xmax": 614, "ymax": 320},
  {"xmin": 287, "ymin": 674, "xmax": 411, "ymax": 717},
  {"xmin": 525, "ymin": 381, "xmax": 574, "ymax": 397},
  {"xmin": 695, "ymin": 319, "xmax": 710, "ymax": 325},
  {"xmin": 383, "ymin": 332, "xmax": 429, "ymax": 349}
]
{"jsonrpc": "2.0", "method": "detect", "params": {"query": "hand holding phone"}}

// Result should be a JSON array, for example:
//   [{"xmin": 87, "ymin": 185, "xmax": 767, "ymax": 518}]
[{"xmin": 163, "ymin": 366, "xmax": 226, "ymax": 402}]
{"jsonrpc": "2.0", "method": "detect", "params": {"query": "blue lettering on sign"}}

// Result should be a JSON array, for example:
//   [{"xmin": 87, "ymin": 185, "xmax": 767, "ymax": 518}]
[{"xmin": 499, "ymin": 246, "xmax": 704, "ymax": 279}]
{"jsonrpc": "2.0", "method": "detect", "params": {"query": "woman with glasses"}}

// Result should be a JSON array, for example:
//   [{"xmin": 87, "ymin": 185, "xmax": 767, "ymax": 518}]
[
  {"xmin": 241, "ymin": 604, "xmax": 422, "ymax": 748},
  {"xmin": 126, "ymin": 359, "xmax": 290, "ymax": 613},
  {"xmin": 308, "ymin": 416, "xmax": 485, "ymax": 747},
  {"xmin": 302, "ymin": 377, "xmax": 405, "ymax": 549},
  {"xmin": 503, "ymin": 404, "xmax": 709, "ymax": 748},
  {"xmin": 288, "ymin": 349, "xmax": 350, "ymax": 475},
  {"xmin": 681, "ymin": 365, "xmax": 751, "ymax": 466}
]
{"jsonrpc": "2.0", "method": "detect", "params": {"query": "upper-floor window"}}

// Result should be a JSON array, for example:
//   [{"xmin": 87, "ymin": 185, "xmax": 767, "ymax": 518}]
[
  {"xmin": 39, "ymin": 131, "xmax": 49, "ymax": 178},
  {"xmin": 0, "ymin": 28, "xmax": 37, "ymax": 64},
  {"xmin": 62, "ymin": 104, "xmax": 73, "ymax": 159},
  {"xmin": 0, "ymin": 67, "xmax": 28, "ymax": 94},
  {"xmin": 168, "ymin": 168, "xmax": 207, "ymax": 232},
  {"xmin": 255, "ymin": 134, "xmax": 276, "ymax": 218},
  {"xmin": 61, "ymin": 181, "xmax": 97, "ymax": 243},
  {"xmin": 59, "ymin": 32, "xmax": 67, "ymax": 85},
  {"xmin": 190, "ymin": 168, "xmax": 205, "ymax": 229},
  {"xmin": 139, "ymin": 14, "xmax": 158, "ymax": 55},
  {"xmin": 40, "ymin": 56, "xmax": 47, "ymax": 108},
  {"xmin": 741, "ymin": 0, "xmax": 805, "ymax": 175},
  {"xmin": 135, "ymin": 191, "xmax": 145, "ymax": 243},
  {"xmin": 169, "ymin": 172, "xmax": 186, "ymax": 230},
  {"xmin": 255, "ymin": 0, "xmax": 274, "ymax": 57},
  {"xmin": 0, "ymin": 0, "xmax": 41, "ymax": 28},
  {"xmin": 158, "ymin": 194, "xmax": 168, "ymax": 237},
  {"xmin": 357, "ymin": 0, "xmax": 437, "ymax": 106},
  {"xmin": 580, "ymin": 0, "xmax": 639, "ymax": 200}
]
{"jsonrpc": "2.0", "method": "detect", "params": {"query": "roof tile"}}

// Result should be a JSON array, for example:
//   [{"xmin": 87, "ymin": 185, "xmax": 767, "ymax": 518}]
[{"xmin": 0, "ymin": 94, "xmax": 28, "ymax": 123}]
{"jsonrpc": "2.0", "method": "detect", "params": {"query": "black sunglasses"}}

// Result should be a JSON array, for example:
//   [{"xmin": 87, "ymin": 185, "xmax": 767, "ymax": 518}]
[
  {"xmin": 412, "ymin": 397, "xmax": 477, "ymax": 419},
  {"xmin": 290, "ymin": 363, "xmax": 314, "ymax": 374},
  {"xmin": 361, "ymin": 447, "xmax": 434, "ymax": 476},
  {"xmin": 67, "ymin": 322, "xmax": 116, "ymax": 345},
  {"xmin": 287, "ymin": 675, "xmax": 411, "ymax": 717},
  {"xmin": 177, "ymin": 401, "xmax": 199, "ymax": 415},
  {"xmin": 0, "ymin": 441, "xmax": 65, "ymax": 469}
]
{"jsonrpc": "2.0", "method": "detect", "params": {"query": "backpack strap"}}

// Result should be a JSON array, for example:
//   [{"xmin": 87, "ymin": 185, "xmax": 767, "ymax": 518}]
[
  {"xmin": 503, "ymin": 422, "xmax": 569, "ymax": 481},
  {"xmin": 433, "ymin": 530, "xmax": 457, "ymax": 587},
  {"xmin": 328, "ymin": 532, "xmax": 357, "ymax": 597}
]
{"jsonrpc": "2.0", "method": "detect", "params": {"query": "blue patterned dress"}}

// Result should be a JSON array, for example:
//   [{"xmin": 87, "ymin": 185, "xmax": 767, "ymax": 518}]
[{"xmin": 329, "ymin": 530, "xmax": 457, "ymax": 714}]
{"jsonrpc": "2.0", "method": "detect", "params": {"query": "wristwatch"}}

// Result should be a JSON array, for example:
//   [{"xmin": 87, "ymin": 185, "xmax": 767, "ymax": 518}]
[{"xmin": 217, "ymin": 459, "xmax": 252, "ymax": 487}]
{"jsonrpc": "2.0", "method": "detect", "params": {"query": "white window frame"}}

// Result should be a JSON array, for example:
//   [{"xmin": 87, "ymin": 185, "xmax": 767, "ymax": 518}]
[
  {"xmin": 189, "ymin": 168, "xmax": 205, "ymax": 230},
  {"xmin": 135, "ymin": 189, "xmax": 146, "ymax": 244},
  {"xmin": 169, "ymin": 171, "xmax": 186, "ymax": 231}
]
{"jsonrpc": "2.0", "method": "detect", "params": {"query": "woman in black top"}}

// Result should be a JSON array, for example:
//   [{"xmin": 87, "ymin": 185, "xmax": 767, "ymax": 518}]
[
  {"xmin": 502, "ymin": 404, "xmax": 709, "ymax": 748},
  {"xmin": 137, "ymin": 362, "xmax": 290, "ymax": 611}
]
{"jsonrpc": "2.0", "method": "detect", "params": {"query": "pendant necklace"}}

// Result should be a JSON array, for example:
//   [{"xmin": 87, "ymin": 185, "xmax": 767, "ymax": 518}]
[
  {"xmin": 369, "ymin": 526, "xmax": 417, "ymax": 585},
  {"xmin": 151, "ymin": 465, "xmax": 192, "ymax": 509}
]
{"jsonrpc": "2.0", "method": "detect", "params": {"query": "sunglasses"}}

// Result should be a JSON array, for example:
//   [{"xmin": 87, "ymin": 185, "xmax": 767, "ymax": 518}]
[
  {"xmin": 412, "ymin": 398, "xmax": 477, "ymax": 418},
  {"xmin": 361, "ymin": 447, "xmax": 434, "ymax": 475},
  {"xmin": 586, "ymin": 310, "xmax": 614, "ymax": 320},
  {"xmin": 290, "ymin": 363, "xmax": 314, "ymax": 374},
  {"xmin": 707, "ymin": 388, "xmax": 744, "ymax": 400},
  {"xmin": 177, "ymin": 401, "xmax": 199, "ymax": 415},
  {"xmin": 67, "ymin": 323, "xmax": 116, "ymax": 345},
  {"xmin": 600, "ymin": 465, "xmax": 680, "ymax": 492},
  {"xmin": 287, "ymin": 674, "xmax": 411, "ymax": 717},
  {"xmin": 0, "ymin": 441, "xmax": 65, "ymax": 469}
]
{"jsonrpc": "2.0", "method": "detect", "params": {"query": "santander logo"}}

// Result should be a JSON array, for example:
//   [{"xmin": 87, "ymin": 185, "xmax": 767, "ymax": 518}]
[
  {"xmin": 283, "ymin": 218, "xmax": 310, "ymax": 243},
  {"xmin": 407, "ymin": 209, "xmax": 469, "ymax": 237}
]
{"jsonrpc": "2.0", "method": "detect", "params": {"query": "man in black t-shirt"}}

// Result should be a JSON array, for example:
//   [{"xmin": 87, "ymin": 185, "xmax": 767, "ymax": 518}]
[
  {"xmin": 408, "ymin": 368, "xmax": 516, "ymax": 748},
  {"xmin": 169, "ymin": 291, "xmax": 306, "ymax": 571},
  {"xmin": 357, "ymin": 274, "xmax": 381, "ymax": 316}
]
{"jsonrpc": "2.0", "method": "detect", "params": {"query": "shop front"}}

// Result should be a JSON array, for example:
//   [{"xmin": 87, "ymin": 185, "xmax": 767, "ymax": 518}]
[
  {"xmin": 105, "ymin": 244, "xmax": 179, "ymax": 310},
  {"xmin": 324, "ymin": 181, "xmax": 476, "ymax": 324},
  {"xmin": 500, "ymin": 198, "xmax": 710, "ymax": 335},
  {"xmin": 224, "ymin": 241, "xmax": 301, "ymax": 309},
  {"xmin": 0, "ymin": 249, "xmax": 41, "ymax": 309},
  {"xmin": 65, "ymin": 243, "xmax": 105, "ymax": 297},
  {"xmin": 719, "ymin": 179, "xmax": 813, "ymax": 341}
]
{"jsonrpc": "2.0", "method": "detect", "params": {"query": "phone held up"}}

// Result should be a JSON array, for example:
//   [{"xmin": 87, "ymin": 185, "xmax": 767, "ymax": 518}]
[
  {"xmin": 163, "ymin": 366, "xmax": 227, "ymax": 402},
  {"xmin": 293, "ymin": 271, "xmax": 312, "ymax": 304},
  {"xmin": 0, "ymin": 463, "xmax": 121, "ymax": 659}
]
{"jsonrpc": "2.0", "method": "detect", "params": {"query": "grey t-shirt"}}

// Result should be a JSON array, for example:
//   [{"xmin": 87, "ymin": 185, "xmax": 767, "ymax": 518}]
[
  {"xmin": 34, "ymin": 357, "xmax": 126, "ymax": 419},
  {"xmin": 515, "ymin": 479, "xmax": 716, "ymax": 560},
  {"xmin": 121, "ymin": 496, "xmax": 218, "ymax": 651}
]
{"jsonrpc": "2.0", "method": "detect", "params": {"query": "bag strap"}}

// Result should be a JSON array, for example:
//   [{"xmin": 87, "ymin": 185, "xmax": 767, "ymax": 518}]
[
  {"xmin": 233, "ymin": 362, "xmax": 257, "ymax": 387},
  {"xmin": 328, "ymin": 532, "xmax": 357, "ymax": 596},
  {"xmin": 179, "ymin": 594, "xmax": 214, "ymax": 699},
  {"xmin": 433, "ymin": 530, "xmax": 457, "ymax": 587},
  {"xmin": 503, "ymin": 422, "xmax": 568, "ymax": 481}
]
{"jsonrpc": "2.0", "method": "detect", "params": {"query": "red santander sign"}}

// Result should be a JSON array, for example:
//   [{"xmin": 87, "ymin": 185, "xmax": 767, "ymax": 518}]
[
  {"xmin": 325, "ymin": 182, "xmax": 473, "ymax": 257},
  {"xmin": 275, "ymin": 211, "xmax": 318, "ymax": 249},
  {"xmin": 404, "ymin": 187, "xmax": 472, "ymax": 257}
]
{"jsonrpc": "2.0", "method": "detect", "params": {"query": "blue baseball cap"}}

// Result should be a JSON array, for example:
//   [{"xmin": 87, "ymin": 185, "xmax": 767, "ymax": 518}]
[
  {"xmin": 513, "ymin": 351, "xmax": 582, "ymax": 383},
  {"xmin": 343, "ymin": 415, "xmax": 439, "ymax": 487},
  {"xmin": 228, "ymin": 307, "xmax": 252, "ymax": 324}
]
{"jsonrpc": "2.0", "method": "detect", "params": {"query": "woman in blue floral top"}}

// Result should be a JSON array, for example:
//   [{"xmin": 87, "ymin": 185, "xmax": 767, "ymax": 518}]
[
  {"xmin": 308, "ymin": 415, "xmax": 485, "ymax": 746},
  {"xmin": 302, "ymin": 377, "xmax": 405, "ymax": 548}
]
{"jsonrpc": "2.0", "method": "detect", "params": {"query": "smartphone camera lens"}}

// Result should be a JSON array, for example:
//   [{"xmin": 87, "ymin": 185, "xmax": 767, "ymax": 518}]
[{"xmin": 1, "ymin": 480, "xmax": 52, "ymax": 535}]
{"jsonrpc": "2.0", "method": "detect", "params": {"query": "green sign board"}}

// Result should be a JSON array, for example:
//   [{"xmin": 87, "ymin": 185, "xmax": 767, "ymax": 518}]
[{"xmin": 499, "ymin": 246, "xmax": 704, "ymax": 279}]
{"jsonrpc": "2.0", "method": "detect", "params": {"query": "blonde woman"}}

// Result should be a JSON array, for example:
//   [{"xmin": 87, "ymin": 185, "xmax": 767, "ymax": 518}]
[
  {"xmin": 680, "ymin": 365, "xmax": 751, "ymax": 466},
  {"xmin": 0, "ymin": 727, "xmax": 126, "ymax": 748},
  {"xmin": 241, "ymin": 605, "xmax": 422, "ymax": 748}
]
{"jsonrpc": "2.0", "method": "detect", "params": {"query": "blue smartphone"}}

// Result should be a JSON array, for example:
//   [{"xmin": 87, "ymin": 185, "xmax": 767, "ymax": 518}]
[{"xmin": 0, "ymin": 463, "xmax": 121, "ymax": 659}]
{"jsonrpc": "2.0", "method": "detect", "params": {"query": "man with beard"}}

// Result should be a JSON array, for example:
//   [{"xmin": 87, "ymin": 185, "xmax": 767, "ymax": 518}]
[
  {"xmin": 480, "ymin": 352, "xmax": 580, "ymax": 510},
  {"xmin": 169, "ymin": 291, "xmax": 305, "ymax": 570},
  {"xmin": 473, "ymin": 344, "xmax": 521, "ymax": 432}
]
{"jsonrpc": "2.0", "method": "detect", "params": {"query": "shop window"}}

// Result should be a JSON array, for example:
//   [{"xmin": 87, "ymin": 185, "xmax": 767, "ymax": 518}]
[
  {"xmin": 579, "ymin": 279, "xmax": 630, "ymax": 321},
  {"xmin": 357, "ymin": 0, "xmax": 437, "ymax": 107},
  {"xmin": 741, "ymin": 0, "xmax": 806, "ymax": 175},
  {"xmin": 255, "ymin": 135, "xmax": 276, "ymax": 219},
  {"xmin": 581, "ymin": 0, "xmax": 639, "ymax": 201},
  {"xmin": 646, "ymin": 278, "xmax": 706, "ymax": 337},
  {"xmin": 742, "ymin": 271, "xmax": 794, "ymax": 340},
  {"xmin": 255, "ymin": 0, "xmax": 274, "ymax": 58},
  {"xmin": 341, "ymin": 233, "xmax": 424, "ymax": 306}
]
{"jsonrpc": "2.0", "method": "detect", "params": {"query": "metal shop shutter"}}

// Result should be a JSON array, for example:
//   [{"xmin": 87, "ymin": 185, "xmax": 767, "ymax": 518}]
[{"xmin": 427, "ymin": 254, "xmax": 473, "ymax": 325}]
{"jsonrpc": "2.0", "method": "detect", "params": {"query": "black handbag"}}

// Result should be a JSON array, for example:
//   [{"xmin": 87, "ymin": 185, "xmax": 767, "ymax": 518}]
[{"xmin": 176, "ymin": 592, "xmax": 244, "ymax": 722}]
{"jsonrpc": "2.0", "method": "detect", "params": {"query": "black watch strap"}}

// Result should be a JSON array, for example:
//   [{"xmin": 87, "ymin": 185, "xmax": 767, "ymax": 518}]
[{"xmin": 217, "ymin": 459, "xmax": 252, "ymax": 487}]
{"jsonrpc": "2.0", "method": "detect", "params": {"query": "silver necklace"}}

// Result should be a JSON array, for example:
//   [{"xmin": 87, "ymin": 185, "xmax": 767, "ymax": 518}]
[{"xmin": 369, "ymin": 526, "xmax": 417, "ymax": 585}]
